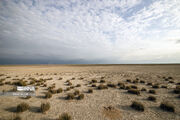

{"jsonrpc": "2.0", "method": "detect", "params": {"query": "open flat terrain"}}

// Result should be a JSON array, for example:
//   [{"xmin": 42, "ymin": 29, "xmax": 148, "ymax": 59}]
[{"xmin": 0, "ymin": 64, "xmax": 180, "ymax": 120}]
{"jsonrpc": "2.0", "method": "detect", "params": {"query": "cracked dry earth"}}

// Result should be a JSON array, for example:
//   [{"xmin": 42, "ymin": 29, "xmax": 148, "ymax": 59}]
[{"xmin": 0, "ymin": 65, "xmax": 180, "ymax": 120}]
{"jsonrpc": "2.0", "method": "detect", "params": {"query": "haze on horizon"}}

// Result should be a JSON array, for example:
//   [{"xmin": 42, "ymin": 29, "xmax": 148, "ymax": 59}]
[{"xmin": 0, "ymin": 0, "xmax": 180, "ymax": 64}]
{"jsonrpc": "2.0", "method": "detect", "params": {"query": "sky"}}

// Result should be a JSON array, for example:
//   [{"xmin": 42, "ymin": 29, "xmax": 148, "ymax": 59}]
[{"xmin": 0, "ymin": 0, "xmax": 180, "ymax": 64}]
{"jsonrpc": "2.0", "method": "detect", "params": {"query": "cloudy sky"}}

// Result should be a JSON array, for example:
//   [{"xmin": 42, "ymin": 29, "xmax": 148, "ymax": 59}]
[{"xmin": 0, "ymin": 0, "xmax": 180, "ymax": 64}]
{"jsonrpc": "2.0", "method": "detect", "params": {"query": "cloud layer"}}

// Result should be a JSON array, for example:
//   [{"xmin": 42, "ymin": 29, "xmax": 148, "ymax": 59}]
[{"xmin": 0, "ymin": 0, "xmax": 180, "ymax": 64}]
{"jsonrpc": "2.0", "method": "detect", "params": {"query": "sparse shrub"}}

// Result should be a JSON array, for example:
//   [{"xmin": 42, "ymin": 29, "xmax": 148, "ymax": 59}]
[
  {"xmin": 0, "ymin": 82, "xmax": 4, "ymax": 86},
  {"xmin": 141, "ymin": 88, "xmax": 147, "ymax": 91},
  {"xmin": 161, "ymin": 85, "xmax": 167, "ymax": 88},
  {"xmin": 49, "ymin": 89, "xmax": 57, "ymax": 94},
  {"xmin": 152, "ymin": 84, "xmax": 159, "ymax": 89},
  {"xmin": 173, "ymin": 88, "xmax": 180, "ymax": 94},
  {"xmin": 169, "ymin": 81, "xmax": 174, "ymax": 83},
  {"xmin": 17, "ymin": 102, "xmax": 30, "ymax": 112},
  {"xmin": 125, "ymin": 85, "xmax": 131, "ymax": 90},
  {"xmin": 117, "ymin": 82, "xmax": 124, "ymax": 86},
  {"xmin": 160, "ymin": 102, "xmax": 175, "ymax": 112},
  {"xmin": 149, "ymin": 89, "xmax": 156, "ymax": 94},
  {"xmin": 57, "ymin": 88, "xmax": 63, "ymax": 93},
  {"xmin": 132, "ymin": 80, "xmax": 138, "ymax": 83},
  {"xmin": 66, "ymin": 93, "xmax": 75, "ymax": 100},
  {"xmin": 130, "ymin": 85, "xmax": 138, "ymax": 89},
  {"xmin": 58, "ymin": 77, "xmax": 63, "ymax": 80},
  {"xmin": 40, "ymin": 102, "xmax": 50, "ymax": 113},
  {"xmin": 45, "ymin": 92, "xmax": 52, "ymax": 99},
  {"xmin": 5, "ymin": 81, "xmax": 11, "ymax": 85},
  {"xmin": 70, "ymin": 86, "xmax": 74, "ymax": 89},
  {"xmin": 128, "ymin": 89, "xmax": 140, "ymax": 95},
  {"xmin": 100, "ymin": 80, "xmax": 105, "ymax": 83},
  {"xmin": 107, "ymin": 83, "xmax": 116, "ymax": 88},
  {"xmin": 91, "ymin": 84, "xmax": 96, "ymax": 87},
  {"xmin": 30, "ymin": 81, "xmax": 35, "ymax": 85},
  {"xmin": 119, "ymin": 84, "xmax": 126, "ymax": 89},
  {"xmin": 74, "ymin": 90, "xmax": 80, "ymax": 96},
  {"xmin": 148, "ymin": 96, "xmax": 156, "ymax": 101},
  {"xmin": 92, "ymin": 79, "xmax": 97, "ymax": 83},
  {"xmin": 77, "ymin": 94, "xmax": 84, "ymax": 100},
  {"xmin": 126, "ymin": 79, "xmax": 131, "ymax": 82},
  {"xmin": 71, "ymin": 77, "xmax": 75, "ymax": 80},
  {"xmin": 147, "ymin": 83, "xmax": 152, "ymax": 86},
  {"xmin": 66, "ymin": 87, "xmax": 71, "ymax": 91},
  {"xmin": 67, "ymin": 82, "xmax": 72, "ymax": 86},
  {"xmin": 76, "ymin": 84, "xmax": 81, "ymax": 87},
  {"xmin": 97, "ymin": 84, "xmax": 108, "ymax": 90},
  {"xmin": 140, "ymin": 80, "xmax": 145, "ymax": 83},
  {"xmin": 88, "ymin": 89, "xmax": 93, "ymax": 93},
  {"xmin": 168, "ymin": 76, "xmax": 173, "ymax": 79},
  {"xmin": 58, "ymin": 113, "xmax": 72, "ymax": 120},
  {"xmin": 15, "ymin": 81, "xmax": 27, "ymax": 86},
  {"xmin": 131, "ymin": 101, "xmax": 144, "ymax": 111},
  {"xmin": 43, "ymin": 84, "xmax": 47, "ymax": 87}
]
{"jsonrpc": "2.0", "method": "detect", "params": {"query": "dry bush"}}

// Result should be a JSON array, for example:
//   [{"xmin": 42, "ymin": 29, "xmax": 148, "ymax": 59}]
[
  {"xmin": 149, "ymin": 89, "xmax": 156, "ymax": 94},
  {"xmin": 17, "ymin": 102, "xmax": 30, "ymax": 112},
  {"xmin": 132, "ymin": 80, "xmax": 138, "ymax": 83},
  {"xmin": 131, "ymin": 101, "xmax": 144, "ymax": 111},
  {"xmin": 58, "ymin": 77, "xmax": 63, "ymax": 80},
  {"xmin": 66, "ymin": 87, "xmax": 71, "ymax": 91},
  {"xmin": 119, "ymin": 84, "xmax": 126, "ymax": 89},
  {"xmin": 70, "ymin": 86, "xmax": 75, "ymax": 89},
  {"xmin": 77, "ymin": 94, "xmax": 84, "ymax": 100},
  {"xmin": 128, "ymin": 89, "xmax": 140, "ymax": 95},
  {"xmin": 92, "ymin": 79, "xmax": 97, "ymax": 83},
  {"xmin": 67, "ymin": 82, "xmax": 72, "ymax": 86},
  {"xmin": 5, "ymin": 81, "xmax": 11, "ymax": 85},
  {"xmin": 71, "ymin": 77, "xmax": 75, "ymax": 80},
  {"xmin": 40, "ymin": 102, "xmax": 50, "ymax": 113},
  {"xmin": 148, "ymin": 96, "xmax": 156, "ymax": 101},
  {"xmin": 161, "ymin": 85, "xmax": 167, "ymax": 88},
  {"xmin": 126, "ymin": 79, "xmax": 131, "ymax": 83},
  {"xmin": 97, "ymin": 84, "xmax": 108, "ymax": 90},
  {"xmin": 147, "ymin": 83, "xmax": 152, "ymax": 86},
  {"xmin": 107, "ymin": 83, "xmax": 116, "ymax": 88},
  {"xmin": 125, "ymin": 85, "xmax": 131, "ymax": 90},
  {"xmin": 76, "ymin": 84, "xmax": 81, "ymax": 87},
  {"xmin": 14, "ymin": 80, "xmax": 27, "ymax": 86},
  {"xmin": 140, "ymin": 80, "xmax": 145, "ymax": 83},
  {"xmin": 169, "ymin": 81, "xmax": 174, "ymax": 83},
  {"xmin": 49, "ymin": 89, "xmax": 57, "ymax": 94},
  {"xmin": 25, "ymin": 96, "xmax": 31, "ymax": 99},
  {"xmin": 130, "ymin": 85, "xmax": 138, "ymax": 89},
  {"xmin": 58, "ymin": 113, "xmax": 72, "ymax": 120},
  {"xmin": 160, "ymin": 102, "xmax": 175, "ymax": 112},
  {"xmin": 141, "ymin": 88, "xmax": 147, "ymax": 91},
  {"xmin": 57, "ymin": 88, "xmax": 63, "ymax": 93},
  {"xmin": 88, "ymin": 89, "xmax": 93, "ymax": 93},
  {"xmin": 74, "ymin": 90, "xmax": 80, "ymax": 96},
  {"xmin": 117, "ymin": 82, "xmax": 124, "ymax": 86},
  {"xmin": 100, "ymin": 80, "xmax": 106, "ymax": 83},
  {"xmin": 45, "ymin": 92, "xmax": 52, "ymax": 99},
  {"xmin": 66, "ymin": 93, "xmax": 75, "ymax": 100},
  {"xmin": 152, "ymin": 84, "xmax": 159, "ymax": 89},
  {"xmin": 91, "ymin": 84, "xmax": 96, "ymax": 87}
]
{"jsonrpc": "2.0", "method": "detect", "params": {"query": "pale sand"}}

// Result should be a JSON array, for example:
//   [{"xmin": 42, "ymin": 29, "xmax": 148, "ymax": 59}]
[{"xmin": 0, "ymin": 65, "xmax": 180, "ymax": 120}]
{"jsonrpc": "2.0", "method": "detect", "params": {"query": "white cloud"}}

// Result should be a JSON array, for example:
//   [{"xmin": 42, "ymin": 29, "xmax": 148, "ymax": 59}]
[{"xmin": 0, "ymin": 0, "xmax": 180, "ymax": 63}]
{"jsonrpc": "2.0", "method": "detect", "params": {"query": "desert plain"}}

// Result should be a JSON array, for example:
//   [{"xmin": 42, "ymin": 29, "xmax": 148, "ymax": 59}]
[{"xmin": 0, "ymin": 64, "xmax": 180, "ymax": 120}]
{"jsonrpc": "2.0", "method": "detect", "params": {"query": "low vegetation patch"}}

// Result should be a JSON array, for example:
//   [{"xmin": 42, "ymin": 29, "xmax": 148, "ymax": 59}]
[
  {"xmin": 17, "ymin": 102, "xmax": 30, "ymax": 112},
  {"xmin": 100, "ymin": 80, "xmax": 106, "ymax": 83},
  {"xmin": 74, "ymin": 90, "xmax": 80, "ymax": 96},
  {"xmin": 131, "ymin": 101, "xmax": 144, "ymax": 111},
  {"xmin": 91, "ymin": 84, "xmax": 96, "ymax": 87},
  {"xmin": 88, "ymin": 89, "xmax": 93, "ymax": 93},
  {"xmin": 148, "ymin": 96, "xmax": 156, "ymax": 101},
  {"xmin": 141, "ymin": 88, "xmax": 147, "ymax": 91},
  {"xmin": 66, "ymin": 93, "xmax": 75, "ymax": 100},
  {"xmin": 45, "ymin": 92, "xmax": 52, "ymax": 99},
  {"xmin": 130, "ymin": 85, "xmax": 138, "ymax": 89},
  {"xmin": 160, "ymin": 102, "xmax": 175, "ymax": 112},
  {"xmin": 161, "ymin": 85, "xmax": 167, "ymax": 88},
  {"xmin": 152, "ymin": 84, "xmax": 159, "ymax": 89},
  {"xmin": 126, "ymin": 79, "xmax": 131, "ymax": 83},
  {"xmin": 149, "ymin": 89, "xmax": 156, "ymax": 94},
  {"xmin": 97, "ymin": 84, "xmax": 108, "ymax": 90},
  {"xmin": 40, "ymin": 102, "xmax": 50, "ymax": 113},
  {"xmin": 57, "ymin": 88, "xmax": 63, "ymax": 93},
  {"xmin": 107, "ymin": 83, "xmax": 116, "ymax": 88},
  {"xmin": 128, "ymin": 89, "xmax": 140, "ymax": 95},
  {"xmin": 76, "ymin": 84, "xmax": 81, "ymax": 87},
  {"xmin": 140, "ymin": 80, "xmax": 145, "ymax": 83},
  {"xmin": 92, "ymin": 79, "xmax": 97, "ymax": 83},
  {"xmin": 58, "ymin": 113, "xmax": 72, "ymax": 120},
  {"xmin": 77, "ymin": 94, "xmax": 84, "ymax": 100}
]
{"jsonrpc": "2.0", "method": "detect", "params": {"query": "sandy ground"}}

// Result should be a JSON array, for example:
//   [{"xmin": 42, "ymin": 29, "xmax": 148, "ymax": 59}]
[{"xmin": 0, "ymin": 64, "xmax": 180, "ymax": 120}]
